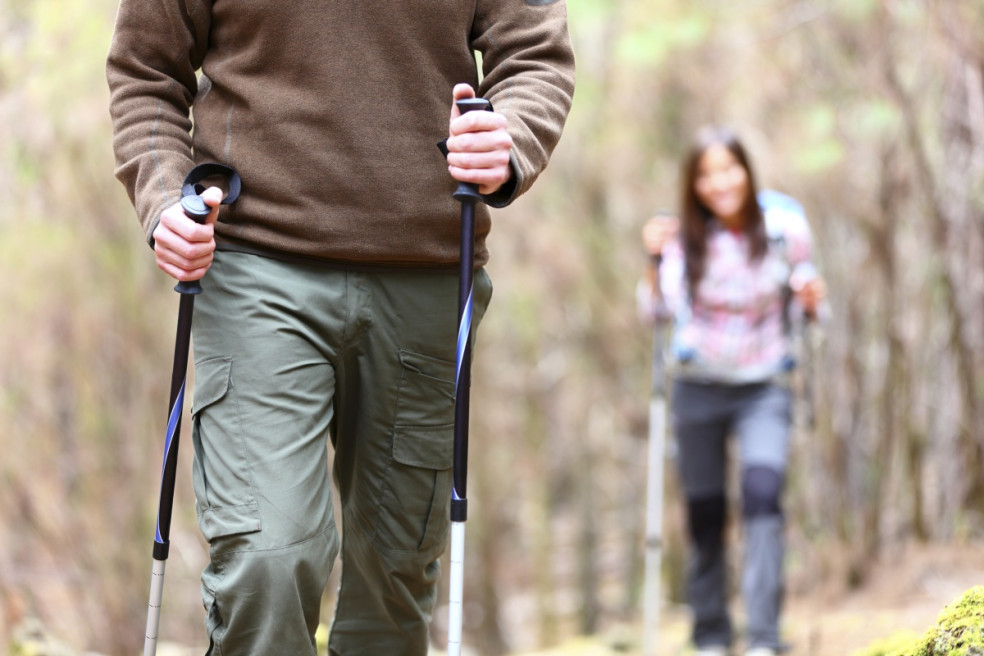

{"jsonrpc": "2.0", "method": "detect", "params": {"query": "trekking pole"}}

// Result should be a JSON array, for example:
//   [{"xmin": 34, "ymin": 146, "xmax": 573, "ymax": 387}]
[
  {"xmin": 642, "ymin": 252, "xmax": 668, "ymax": 656},
  {"xmin": 798, "ymin": 316, "xmax": 815, "ymax": 432},
  {"xmin": 447, "ymin": 96, "xmax": 491, "ymax": 656},
  {"xmin": 144, "ymin": 164, "xmax": 240, "ymax": 656}
]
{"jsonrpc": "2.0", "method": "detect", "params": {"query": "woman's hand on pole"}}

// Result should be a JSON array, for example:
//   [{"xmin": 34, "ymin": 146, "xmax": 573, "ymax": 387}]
[
  {"xmin": 152, "ymin": 186, "xmax": 224, "ymax": 282},
  {"xmin": 641, "ymin": 214, "xmax": 679, "ymax": 259},
  {"xmin": 793, "ymin": 276, "xmax": 827, "ymax": 319},
  {"xmin": 639, "ymin": 214, "xmax": 679, "ymax": 322},
  {"xmin": 446, "ymin": 84, "xmax": 513, "ymax": 196}
]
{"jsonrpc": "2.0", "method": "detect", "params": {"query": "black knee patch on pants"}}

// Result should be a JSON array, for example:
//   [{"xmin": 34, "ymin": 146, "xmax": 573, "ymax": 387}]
[
  {"xmin": 741, "ymin": 465, "xmax": 783, "ymax": 518},
  {"xmin": 687, "ymin": 494, "xmax": 727, "ymax": 547}
]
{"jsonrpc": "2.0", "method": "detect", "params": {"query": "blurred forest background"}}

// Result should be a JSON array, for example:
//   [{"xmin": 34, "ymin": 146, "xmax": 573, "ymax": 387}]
[{"xmin": 1, "ymin": 0, "xmax": 983, "ymax": 654}]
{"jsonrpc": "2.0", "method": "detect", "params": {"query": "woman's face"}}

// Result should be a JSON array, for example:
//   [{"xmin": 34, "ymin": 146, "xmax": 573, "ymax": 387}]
[{"xmin": 694, "ymin": 143, "xmax": 751, "ymax": 230}]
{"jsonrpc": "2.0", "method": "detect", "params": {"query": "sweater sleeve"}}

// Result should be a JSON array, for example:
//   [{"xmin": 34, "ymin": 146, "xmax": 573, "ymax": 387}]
[
  {"xmin": 106, "ymin": 0, "xmax": 211, "ymax": 245},
  {"xmin": 472, "ymin": 0, "xmax": 576, "ymax": 206},
  {"xmin": 784, "ymin": 211, "xmax": 819, "ymax": 289}
]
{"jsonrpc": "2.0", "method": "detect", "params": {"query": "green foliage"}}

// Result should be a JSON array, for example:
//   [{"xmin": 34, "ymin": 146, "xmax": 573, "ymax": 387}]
[
  {"xmin": 852, "ymin": 100, "xmax": 902, "ymax": 139},
  {"xmin": 790, "ymin": 104, "xmax": 846, "ymax": 174},
  {"xmin": 831, "ymin": 0, "xmax": 879, "ymax": 22},
  {"xmin": 616, "ymin": 15, "xmax": 710, "ymax": 68},
  {"xmin": 19, "ymin": 0, "xmax": 113, "ymax": 106},
  {"xmin": 566, "ymin": 0, "xmax": 610, "ymax": 25}
]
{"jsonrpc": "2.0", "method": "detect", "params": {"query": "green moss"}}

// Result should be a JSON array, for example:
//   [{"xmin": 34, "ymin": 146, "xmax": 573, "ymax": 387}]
[
  {"xmin": 856, "ymin": 587, "xmax": 984, "ymax": 656},
  {"xmin": 919, "ymin": 586, "xmax": 984, "ymax": 656},
  {"xmin": 853, "ymin": 631, "xmax": 922, "ymax": 656}
]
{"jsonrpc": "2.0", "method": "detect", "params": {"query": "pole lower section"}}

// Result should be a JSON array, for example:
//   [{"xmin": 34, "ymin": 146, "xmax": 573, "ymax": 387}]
[
  {"xmin": 643, "ymin": 395, "xmax": 667, "ymax": 656},
  {"xmin": 643, "ymin": 320, "xmax": 668, "ymax": 656},
  {"xmin": 447, "ymin": 521, "xmax": 466, "ymax": 656},
  {"xmin": 144, "ymin": 558, "xmax": 167, "ymax": 656}
]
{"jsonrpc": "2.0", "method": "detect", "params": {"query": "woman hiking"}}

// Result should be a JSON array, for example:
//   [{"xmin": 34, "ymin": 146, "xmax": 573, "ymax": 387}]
[{"xmin": 637, "ymin": 126, "xmax": 825, "ymax": 656}]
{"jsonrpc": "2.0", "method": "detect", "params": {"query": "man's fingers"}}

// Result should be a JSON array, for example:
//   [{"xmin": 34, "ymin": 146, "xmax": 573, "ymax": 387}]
[
  {"xmin": 156, "ymin": 257, "xmax": 212, "ymax": 282},
  {"xmin": 156, "ymin": 230, "xmax": 214, "ymax": 263},
  {"xmin": 199, "ymin": 186, "xmax": 225, "ymax": 225},
  {"xmin": 445, "ymin": 122, "xmax": 512, "ymax": 182},
  {"xmin": 446, "ymin": 143, "xmax": 512, "ymax": 169},
  {"xmin": 160, "ymin": 204, "xmax": 216, "ymax": 242},
  {"xmin": 153, "ymin": 198, "xmax": 218, "ymax": 281},
  {"xmin": 450, "ymin": 83, "xmax": 476, "ymax": 120},
  {"xmin": 447, "ymin": 164, "xmax": 510, "ymax": 187},
  {"xmin": 154, "ymin": 227, "xmax": 214, "ymax": 266},
  {"xmin": 452, "ymin": 83, "xmax": 475, "ymax": 103},
  {"xmin": 154, "ymin": 230, "xmax": 215, "ymax": 279},
  {"xmin": 449, "ymin": 111, "xmax": 508, "ymax": 140},
  {"xmin": 200, "ymin": 186, "xmax": 224, "ymax": 204},
  {"xmin": 447, "ymin": 125, "xmax": 512, "ymax": 157},
  {"xmin": 447, "ymin": 86, "xmax": 511, "ymax": 195}
]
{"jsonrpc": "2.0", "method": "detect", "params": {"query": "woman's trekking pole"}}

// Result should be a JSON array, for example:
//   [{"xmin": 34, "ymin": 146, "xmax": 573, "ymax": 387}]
[
  {"xmin": 643, "ymin": 252, "xmax": 668, "ymax": 656},
  {"xmin": 447, "ymin": 96, "xmax": 491, "ymax": 656},
  {"xmin": 144, "ymin": 164, "xmax": 240, "ymax": 656}
]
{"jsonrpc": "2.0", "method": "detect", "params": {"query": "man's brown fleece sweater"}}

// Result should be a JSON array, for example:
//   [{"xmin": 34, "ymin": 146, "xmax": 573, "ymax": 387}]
[{"xmin": 107, "ymin": 0, "xmax": 575, "ymax": 269}]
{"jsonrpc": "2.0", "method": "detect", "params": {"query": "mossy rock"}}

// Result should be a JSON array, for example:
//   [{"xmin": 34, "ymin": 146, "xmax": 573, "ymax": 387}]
[
  {"xmin": 855, "ymin": 587, "xmax": 984, "ymax": 656},
  {"xmin": 916, "ymin": 586, "xmax": 984, "ymax": 656}
]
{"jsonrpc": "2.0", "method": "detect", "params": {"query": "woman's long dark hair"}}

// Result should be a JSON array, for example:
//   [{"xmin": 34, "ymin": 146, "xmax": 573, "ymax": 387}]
[{"xmin": 680, "ymin": 126, "xmax": 768, "ymax": 300}]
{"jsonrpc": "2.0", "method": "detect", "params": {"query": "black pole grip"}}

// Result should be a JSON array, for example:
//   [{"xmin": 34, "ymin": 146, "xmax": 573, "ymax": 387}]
[
  {"xmin": 452, "ymin": 97, "xmax": 492, "ymax": 204},
  {"xmin": 171, "ymin": 163, "xmax": 242, "ymax": 295},
  {"xmin": 172, "ymin": 195, "xmax": 212, "ymax": 295}
]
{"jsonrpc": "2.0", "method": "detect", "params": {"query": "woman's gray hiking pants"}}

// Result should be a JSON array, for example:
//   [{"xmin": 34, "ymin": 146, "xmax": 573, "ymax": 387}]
[{"xmin": 672, "ymin": 379, "xmax": 791, "ymax": 653}]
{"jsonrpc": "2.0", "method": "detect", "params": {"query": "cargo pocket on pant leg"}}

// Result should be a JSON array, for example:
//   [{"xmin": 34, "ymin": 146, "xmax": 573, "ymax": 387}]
[
  {"xmin": 192, "ymin": 357, "xmax": 264, "ymax": 650},
  {"xmin": 191, "ymin": 356, "xmax": 262, "ymax": 543},
  {"xmin": 373, "ymin": 350, "xmax": 455, "ymax": 554}
]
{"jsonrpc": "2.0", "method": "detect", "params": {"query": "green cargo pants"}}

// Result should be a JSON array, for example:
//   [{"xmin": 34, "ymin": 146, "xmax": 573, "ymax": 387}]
[{"xmin": 189, "ymin": 251, "xmax": 492, "ymax": 655}]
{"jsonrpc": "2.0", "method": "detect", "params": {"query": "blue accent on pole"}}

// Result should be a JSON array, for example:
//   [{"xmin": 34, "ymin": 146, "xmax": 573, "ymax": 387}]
[
  {"xmin": 155, "ymin": 380, "xmax": 185, "ymax": 545},
  {"xmin": 455, "ymin": 290, "xmax": 474, "ymax": 390}
]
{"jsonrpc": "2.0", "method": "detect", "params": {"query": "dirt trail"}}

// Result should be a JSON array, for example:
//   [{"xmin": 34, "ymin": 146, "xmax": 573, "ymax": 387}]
[
  {"xmin": 781, "ymin": 543, "xmax": 984, "ymax": 656},
  {"xmin": 508, "ymin": 543, "xmax": 984, "ymax": 656}
]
